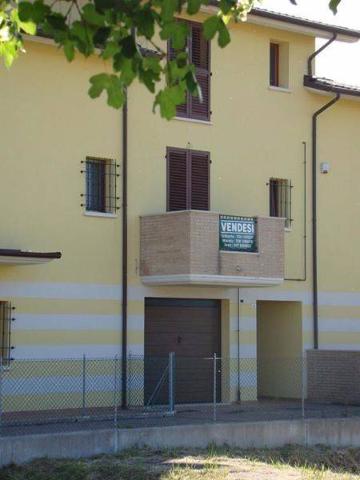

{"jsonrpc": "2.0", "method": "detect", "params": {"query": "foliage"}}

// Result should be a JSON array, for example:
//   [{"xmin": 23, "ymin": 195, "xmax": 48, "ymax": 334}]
[{"xmin": 0, "ymin": 0, "xmax": 343, "ymax": 118}]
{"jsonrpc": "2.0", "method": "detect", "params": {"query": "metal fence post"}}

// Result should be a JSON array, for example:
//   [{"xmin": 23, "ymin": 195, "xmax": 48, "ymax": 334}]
[
  {"xmin": 213, "ymin": 353, "xmax": 217, "ymax": 422},
  {"xmin": 114, "ymin": 355, "xmax": 118, "ymax": 427},
  {"xmin": 301, "ymin": 353, "xmax": 306, "ymax": 419},
  {"xmin": 82, "ymin": 354, "xmax": 86, "ymax": 417},
  {"xmin": 0, "ymin": 356, "xmax": 3, "ymax": 431},
  {"xmin": 168, "ymin": 352, "xmax": 175, "ymax": 414}
]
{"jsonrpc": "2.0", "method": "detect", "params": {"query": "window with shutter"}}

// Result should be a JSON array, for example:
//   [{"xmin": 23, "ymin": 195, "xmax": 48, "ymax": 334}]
[
  {"xmin": 269, "ymin": 178, "xmax": 292, "ymax": 228},
  {"xmin": 167, "ymin": 147, "xmax": 210, "ymax": 211},
  {"xmin": 191, "ymin": 151, "xmax": 209, "ymax": 210},
  {"xmin": 167, "ymin": 148, "xmax": 188, "ymax": 211},
  {"xmin": 0, "ymin": 301, "xmax": 12, "ymax": 366},
  {"xmin": 168, "ymin": 21, "xmax": 211, "ymax": 121}
]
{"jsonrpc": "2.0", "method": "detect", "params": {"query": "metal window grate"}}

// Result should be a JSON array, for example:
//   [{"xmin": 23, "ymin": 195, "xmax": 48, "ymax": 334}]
[
  {"xmin": 81, "ymin": 157, "xmax": 120, "ymax": 214},
  {"xmin": 269, "ymin": 178, "xmax": 293, "ymax": 228},
  {"xmin": 0, "ymin": 302, "xmax": 13, "ymax": 366}
]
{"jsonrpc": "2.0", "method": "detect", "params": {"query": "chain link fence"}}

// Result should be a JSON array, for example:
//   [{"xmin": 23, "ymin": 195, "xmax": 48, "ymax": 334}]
[{"xmin": 1, "ymin": 354, "xmax": 360, "ymax": 436}]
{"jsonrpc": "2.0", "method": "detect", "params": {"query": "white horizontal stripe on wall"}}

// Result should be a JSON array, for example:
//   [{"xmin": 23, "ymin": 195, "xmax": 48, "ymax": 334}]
[
  {"xmin": 0, "ymin": 282, "xmax": 121, "ymax": 300},
  {"xmin": 127, "ymin": 315, "xmax": 145, "ymax": 330},
  {"xmin": 14, "ymin": 314, "xmax": 121, "ymax": 331},
  {"xmin": 1, "ymin": 281, "xmax": 360, "ymax": 306},
  {"xmin": 318, "ymin": 292, "xmax": 360, "ymax": 307},
  {"xmin": 303, "ymin": 317, "xmax": 360, "ymax": 332},
  {"xmin": 13, "ymin": 344, "xmax": 144, "ymax": 359},
  {"xmin": 319, "ymin": 344, "xmax": 360, "ymax": 351},
  {"xmin": 239, "ymin": 289, "xmax": 312, "ymax": 304},
  {"xmin": 230, "ymin": 316, "xmax": 256, "ymax": 332},
  {"xmin": 129, "ymin": 285, "xmax": 236, "ymax": 302}
]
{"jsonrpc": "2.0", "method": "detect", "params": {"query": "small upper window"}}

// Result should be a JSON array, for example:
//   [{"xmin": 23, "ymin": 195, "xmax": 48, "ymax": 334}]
[
  {"xmin": 82, "ymin": 157, "xmax": 119, "ymax": 214},
  {"xmin": 269, "ymin": 41, "xmax": 289, "ymax": 89},
  {"xmin": 0, "ymin": 301, "xmax": 12, "ymax": 366},
  {"xmin": 270, "ymin": 43, "xmax": 280, "ymax": 87},
  {"xmin": 168, "ymin": 21, "xmax": 211, "ymax": 121},
  {"xmin": 269, "ymin": 178, "xmax": 292, "ymax": 228}
]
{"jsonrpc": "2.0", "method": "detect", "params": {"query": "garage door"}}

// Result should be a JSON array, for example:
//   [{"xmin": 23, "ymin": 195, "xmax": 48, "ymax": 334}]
[{"xmin": 144, "ymin": 298, "xmax": 221, "ymax": 404}]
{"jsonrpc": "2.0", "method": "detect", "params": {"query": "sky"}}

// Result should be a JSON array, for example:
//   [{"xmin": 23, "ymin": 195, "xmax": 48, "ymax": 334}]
[{"xmin": 260, "ymin": 0, "xmax": 360, "ymax": 85}]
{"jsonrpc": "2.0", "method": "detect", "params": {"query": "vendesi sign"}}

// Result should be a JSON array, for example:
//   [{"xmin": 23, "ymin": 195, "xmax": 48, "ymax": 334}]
[{"xmin": 219, "ymin": 215, "xmax": 257, "ymax": 252}]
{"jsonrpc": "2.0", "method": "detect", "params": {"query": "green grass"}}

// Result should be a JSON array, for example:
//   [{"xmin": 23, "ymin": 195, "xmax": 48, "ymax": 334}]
[{"xmin": 1, "ymin": 445, "xmax": 360, "ymax": 479}]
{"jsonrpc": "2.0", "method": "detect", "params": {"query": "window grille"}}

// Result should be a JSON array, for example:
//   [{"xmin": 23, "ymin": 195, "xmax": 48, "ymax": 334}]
[
  {"xmin": 0, "ymin": 301, "xmax": 13, "ymax": 366},
  {"xmin": 269, "ymin": 178, "xmax": 293, "ymax": 228},
  {"xmin": 81, "ymin": 157, "xmax": 120, "ymax": 214}
]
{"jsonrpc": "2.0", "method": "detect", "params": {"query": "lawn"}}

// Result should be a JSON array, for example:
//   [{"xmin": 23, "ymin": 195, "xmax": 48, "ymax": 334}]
[{"xmin": 1, "ymin": 445, "xmax": 360, "ymax": 480}]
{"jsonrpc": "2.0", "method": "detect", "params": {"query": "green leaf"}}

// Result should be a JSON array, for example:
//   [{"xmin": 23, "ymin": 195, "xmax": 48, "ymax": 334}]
[
  {"xmin": 82, "ymin": 4, "xmax": 105, "ymax": 26},
  {"xmin": 18, "ymin": 2, "xmax": 33, "ymax": 22},
  {"xmin": 93, "ymin": 27, "xmax": 111, "ymax": 46},
  {"xmin": 155, "ymin": 84, "xmax": 186, "ymax": 119},
  {"xmin": 161, "ymin": 0, "xmax": 177, "ymax": 23},
  {"xmin": 329, "ymin": 0, "xmax": 341, "ymax": 13},
  {"xmin": 89, "ymin": 73, "xmax": 109, "ymax": 98},
  {"xmin": 136, "ymin": 6, "xmax": 155, "ymax": 39},
  {"xmin": 31, "ymin": 1, "xmax": 50, "ymax": 23},
  {"xmin": 120, "ymin": 35, "xmax": 137, "ymax": 58},
  {"xmin": 175, "ymin": 51, "xmax": 188, "ymax": 68},
  {"xmin": 203, "ymin": 16, "xmax": 220, "ymax": 40},
  {"xmin": 187, "ymin": 0, "xmax": 202, "ymax": 15},
  {"xmin": 64, "ymin": 40, "xmax": 75, "ymax": 61},
  {"xmin": 11, "ymin": 9, "xmax": 36, "ymax": 35},
  {"xmin": 119, "ymin": 57, "xmax": 137, "ymax": 85},
  {"xmin": 71, "ymin": 22, "xmax": 89, "ymax": 45},
  {"xmin": 102, "ymin": 41, "xmax": 120, "ymax": 60},
  {"xmin": 218, "ymin": 0, "xmax": 236, "ymax": 14},
  {"xmin": 0, "ymin": 41, "xmax": 18, "ymax": 68},
  {"xmin": 107, "ymin": 76, "xmax": 124, "ymax": 108},
  {"xmin": 94, "ymin": 0, "xmax": 115, "ymax": 12},
  {"xmin": 161, "ymin": 21, "xmax": 188, "ymax": 50},
  {"xmin": 218, "ymin": 19, "xmax": 230, "ymax": 47},
  {"xmin": 46, "ymin": 14, "xmax": 67, "ymax": 31},
  {"xmin": 184, "ymin": 70, "xmax": 197, "ymax": 94}
]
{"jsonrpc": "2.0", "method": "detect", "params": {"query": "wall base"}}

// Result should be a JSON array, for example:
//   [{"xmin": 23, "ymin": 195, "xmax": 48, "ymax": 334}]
[{"xmin": 2, "ymin": 418, "xmax": 360, "ymax": 467}]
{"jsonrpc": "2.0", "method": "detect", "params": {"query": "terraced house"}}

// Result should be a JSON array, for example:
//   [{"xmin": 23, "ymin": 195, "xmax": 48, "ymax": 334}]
[{"xmin": 2, "ymin": 6, "xmax": 360, "ymax": 410}]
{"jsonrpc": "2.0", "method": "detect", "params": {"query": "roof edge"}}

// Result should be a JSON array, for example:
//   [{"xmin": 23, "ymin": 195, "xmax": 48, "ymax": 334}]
[
  {"xmin": 304, "ymin": 75, "xmax": 360, "ymax": 99},
  {"xmin": 249, "ymin": 8, "xmax": 360, "ymax": 42},
  {"xmin": 0, "ymin": 249, "xmax": 62, "ymax": 259}
]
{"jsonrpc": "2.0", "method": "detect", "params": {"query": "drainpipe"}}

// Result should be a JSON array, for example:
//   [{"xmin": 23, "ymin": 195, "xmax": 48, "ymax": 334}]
[
  {"xmin": 312, "ymin": 93, "xmax": 340, "ymax": 349},
  {"xmin": 307, "ymin": 31, "xmax": 339, "ymax": 350},
  {"xmin": 307, "ymin": 33, "xmax": 337, "ymax": 76},
  {"xmin": 121, "ymin": 88, "xmax": 128, "ymax": 408},
  {"xmin": 237, "ymin": 290, "xmax": 241, "ymax": 402}
]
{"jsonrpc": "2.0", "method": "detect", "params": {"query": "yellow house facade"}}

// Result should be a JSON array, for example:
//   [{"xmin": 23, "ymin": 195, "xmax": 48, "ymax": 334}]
[{"xmin": 1, "ymin": 7, "xmax": 360, "ymax": 406}]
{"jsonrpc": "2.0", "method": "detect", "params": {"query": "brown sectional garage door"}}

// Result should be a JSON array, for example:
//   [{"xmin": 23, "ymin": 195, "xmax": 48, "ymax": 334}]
[{"xmin": 144, "ymin": 298, "xmax": 221, "ymax": 404}]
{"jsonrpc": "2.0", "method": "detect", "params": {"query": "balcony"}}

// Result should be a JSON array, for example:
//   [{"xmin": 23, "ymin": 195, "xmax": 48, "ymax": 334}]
[{"xmin": 140, "ymin": 211, "xmax": 285, "ymax": 287}]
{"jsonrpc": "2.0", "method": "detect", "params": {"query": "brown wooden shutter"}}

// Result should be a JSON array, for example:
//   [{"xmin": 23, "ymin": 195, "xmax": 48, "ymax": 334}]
[
  {"xmin": 167, "ymin": 148, "xmax": 188, "ymax": 211},
  {"xmin": 190, "ymin": 23, "xmax": 210, "ymax": 121},
  {"xmin": 168, "ymin": 29, "xmax": 189, "ymax": 118},
  {"xmin": 190, "ymin": 150, "xmax": 210, "ymax": 210},
  {"xmin": 168, "ymin": 21, "xmax": 210, "ymax": 120},
  {"xmin": 270, "ymin": 43, "xmax": 279, "ymax": 87}
]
